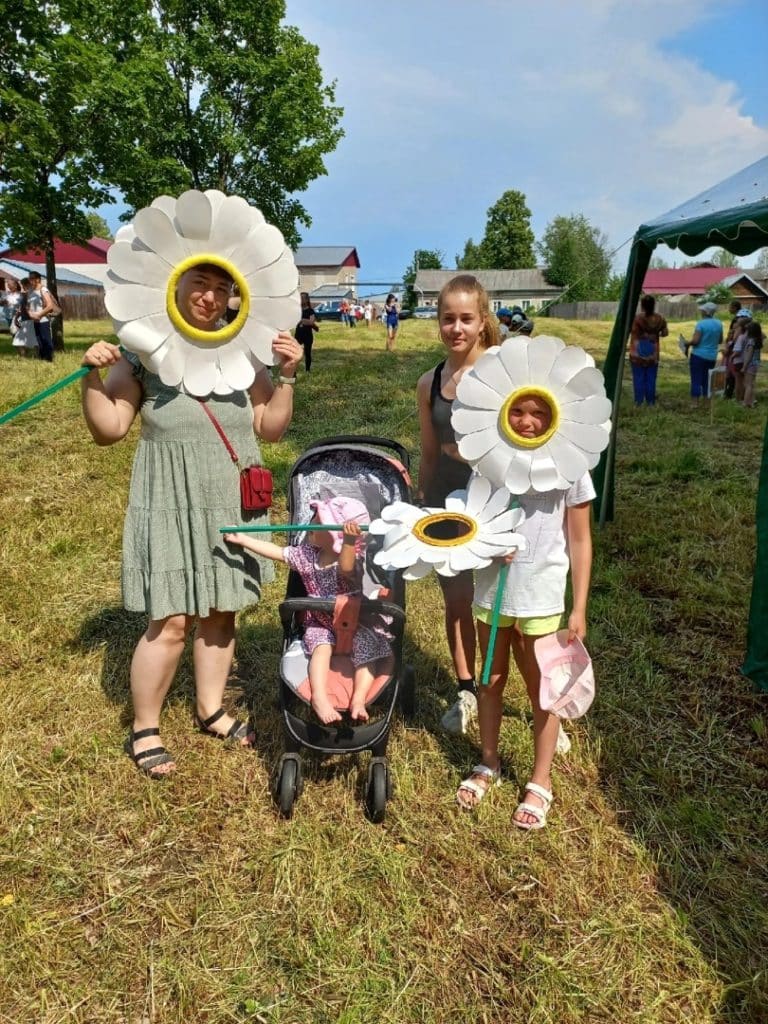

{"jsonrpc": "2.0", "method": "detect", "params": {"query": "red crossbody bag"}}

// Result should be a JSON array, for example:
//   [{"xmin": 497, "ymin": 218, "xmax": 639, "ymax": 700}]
[{"xmin": 197, "ymin": 401, "xmax": 273, "ymax": 512}]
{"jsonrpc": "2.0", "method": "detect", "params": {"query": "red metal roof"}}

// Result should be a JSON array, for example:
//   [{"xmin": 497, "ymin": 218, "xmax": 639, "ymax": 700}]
[
  {"xmin": 642, "ymin": 267, "xmax": 736, "ymax": 294},
  {"xmin": 0, "ymin": 237, "xmax": 111, "ymax": 263}
]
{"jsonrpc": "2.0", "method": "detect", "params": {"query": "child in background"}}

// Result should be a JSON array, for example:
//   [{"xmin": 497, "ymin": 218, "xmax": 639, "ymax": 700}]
[
  {"xmin": 729, "ymin": 309, "xmax": 753, "ymax": 402},
  {"xmin": 740, "ymin": 320, "xmax": 763, "ymax": 409},
  {"xmin": 225, "ymin": 497, "xmax": 390, "ymax": 724},
  {"xmin": 456, "ymin": 391, "xmax": 594, "ymax": 831}
]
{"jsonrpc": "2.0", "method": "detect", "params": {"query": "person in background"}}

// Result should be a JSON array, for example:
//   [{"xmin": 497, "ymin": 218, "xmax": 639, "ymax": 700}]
[
  {"xmin": 363, "ymin": 300, "xmax": 373, "ymax": 327},
  {"xmin": 224, "ymin": 284, "xmax": 241, "ymax": 325},
  {"xmin": 339, "ymin": 297, "xmax": 350, "ymax": 327},
  {"xmin": 740, "ymin": 320, "xmax": 763, "ymax": 409},
  {"xmin": 295, "ymin": 291, "xmax": 319, "ymax": 372},
  {"xmin": 385, "ymin": 293, "xmax": 400, "ymax": 352},
  {"xmin": 496, "ymin": 308, "xmax": 513, "ymax": 339},
  {"xmin": 26, "ymin": 270, "xmax": 56, "ymax": 362},
  {"xmin": 11, "ymin": 278, "xmax": 38, "ymax": 356},
  {"xmin": 729, "ymin": 309, "xmax": 753, "ymax": 402},
  {"xmin": 2, "ymin": 278, "xmax": 22, "ymax": 340},
  {"xmin": 683, "ymin": 301, "xmax": 723, "ymax": 406},
  {"xmin": 722, "ymin": 299, "xmax": 743, "ymax": 398},
  {"xmin": 628, "ymin": 294, "xmax": 668, "ymax": 407}
]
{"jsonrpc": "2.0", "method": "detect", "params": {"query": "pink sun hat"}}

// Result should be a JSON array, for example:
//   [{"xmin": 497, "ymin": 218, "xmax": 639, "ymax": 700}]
[
  {"xmin": 308, "ymin": 496, "xmax": 370, "ymax": 553},
  {"xmin": 534, "ymin": 629, "xmax": 595, "ymax": 720}
]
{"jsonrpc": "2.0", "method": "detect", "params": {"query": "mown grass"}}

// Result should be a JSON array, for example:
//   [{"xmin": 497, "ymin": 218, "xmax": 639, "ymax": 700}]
[{"xmin": 1, "ymin": 317, "xmax": 766, "ymax": 1023}]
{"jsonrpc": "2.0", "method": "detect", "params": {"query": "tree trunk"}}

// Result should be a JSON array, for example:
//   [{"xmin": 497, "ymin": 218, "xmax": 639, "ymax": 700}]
[{"xmin": 45, "ymin": 235, "xmax": 65, "ymax": 351}]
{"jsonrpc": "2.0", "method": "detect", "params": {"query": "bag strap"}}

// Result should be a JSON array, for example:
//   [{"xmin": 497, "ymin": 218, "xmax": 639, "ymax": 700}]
[{"xmin": 196, "ymin": 400, "xmax": 241, "ymax": 468}]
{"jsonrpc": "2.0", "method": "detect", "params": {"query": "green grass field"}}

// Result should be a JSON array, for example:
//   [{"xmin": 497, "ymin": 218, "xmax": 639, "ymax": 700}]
[{"xmin": 1, "ymin": 318, "xmax": 766, "ymax": 1023}]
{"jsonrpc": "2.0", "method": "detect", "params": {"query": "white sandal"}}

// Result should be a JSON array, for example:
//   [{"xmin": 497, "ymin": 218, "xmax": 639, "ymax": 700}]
[
  {"xmin": 512, "ymin": 781, "xmax": 553, "ymax": 831},
  {"xmin": 456, "ymin": 764, "xmax": 501, "ymax": 810}
]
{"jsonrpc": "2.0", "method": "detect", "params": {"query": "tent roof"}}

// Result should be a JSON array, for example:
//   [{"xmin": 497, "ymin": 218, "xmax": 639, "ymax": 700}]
[{"xmin": 635, "ymin": 156, "xmax": 768, "ymax": 256}]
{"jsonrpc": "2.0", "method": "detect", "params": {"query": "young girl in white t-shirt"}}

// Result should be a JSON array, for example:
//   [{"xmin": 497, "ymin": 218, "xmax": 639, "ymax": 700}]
[{"xmin": 456, "ymin": 393, "xmax": 594, "ymax": 830}]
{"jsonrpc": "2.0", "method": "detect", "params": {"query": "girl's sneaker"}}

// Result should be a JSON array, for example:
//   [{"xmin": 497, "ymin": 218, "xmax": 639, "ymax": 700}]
[{"xmin": 441, "ymin": 689, "xmax": 478, "ymax": 735}]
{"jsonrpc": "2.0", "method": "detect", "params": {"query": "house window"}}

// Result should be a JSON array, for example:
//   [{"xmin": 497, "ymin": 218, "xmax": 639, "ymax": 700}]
[
  {"xmin": 492, "ymin": 300, "xmax": 502, "ymax": 311},
  {"xmin": 522, "ymin": 300, "xmax": 530, "ymax": 310}
]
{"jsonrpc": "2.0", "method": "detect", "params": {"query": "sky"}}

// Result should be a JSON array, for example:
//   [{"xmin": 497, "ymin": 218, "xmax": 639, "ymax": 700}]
[{"xmin": 95, "ymin": 0, "xmax": 768, "ymax": 286}]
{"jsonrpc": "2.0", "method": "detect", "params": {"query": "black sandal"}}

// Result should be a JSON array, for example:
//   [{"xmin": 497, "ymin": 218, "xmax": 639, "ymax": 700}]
[
  {"xmin": 195, "ymin": 708, "xmax": 255, "ymax": 746},
  {"xmin": 124, "ymin": 728, "xmax": 176, "ymax": 779}
]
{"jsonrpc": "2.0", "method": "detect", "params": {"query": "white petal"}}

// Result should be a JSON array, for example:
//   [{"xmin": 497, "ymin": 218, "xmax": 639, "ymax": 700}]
[
  {"xmin": 107, "ymin": 241, "xmax": 173, "ymax": 284},
  {"xmin": 455, "ymin": 374, "xmax": 504, "ymax": 411},
  {"xmin": 457, "ymin": 426, "xmax": 500, "ymax": 462},
  {"xmin": 211, "ymin": 196, "xmax": 267, "ymax": 255},
  {"xmin": 527, "ymin": 335, "xmax": 566, "ymax": 381},
  {"xmin": 218, "ymin": 344, "xmax": 257, "ymax": 391},
  {"xmin": 381, "ymin": 502, "xmax": 423, "ymax": 525},
  {"xmin": 560, "ymin": 395, "xmax": 612, "ymax": 424},
  {"xmin": 471, "ymin": 349, "xmax": 513, "ymax": 396},
  {"xmin": 498, "ymin": 336, "xmax": 531, "ymax": 388},
  {"xmin": 378, "ymin": 522, "xmax": 413, "ymax": 549},
  {"xmin": 105, "ymin": 284, "xmax": 166, "ymax": 322},
  {"xmin": 244, "ymin": 254, "xmax": 300, "ymax": 298},
  {"xmin": 212, "ymin": 377, "xmax": 235, "ymax": 396},
  {"xmin": 249, "ymin": 294, "xmax": 301, "ymax": 333},
  {"xmin": 561, "ymin": 366, "xmax": 606, "ymax": 399},
  {"xmin": 150, "ymin": 195, "xmax": 178, "ymax": 218},
  {"xmin": 446, "ymin": 545, "xmax": 489, "ymax": 572},
  {"xmin": 241, "ymin": 319, "xmax": 279, "ymax": 366},
  {"xmin": 229, "ymin": 225, "xmax": 287, "ymax": 278},
  {"xmin": 157, "ymin": 338, "xmax": 187, "ymax": 387},
  {"xmin": 465, "ymin": 538, "xmax": 515, "ymax": 559},
  {"xmin": 548, "ymin": 346, "xmax": 592, "ymax": 390},
  {"xmin": 174, "ymin": 190, "xmax": 214, "ymax": 240},
  {"xmin": 368, "ymin": 518, "xmax": 388, "ymax": 535},
  {"xmin": 474, "ymin": 446, "xmax": 514, "ymax": 489},
  {"xmin": 182, "ymin": 347, "xmax": 219, "ymax": 397},
  {"xmin": 402, "ymin": 559, "xmax": 434, "ymax": 581},
  {"xmin": 529, "ymin": 457, "xmax": 562, "ymax": 492},
  {"xmin": 202, "ymin": 190, "xmax": 228, "ymax": 221},
  {"xmin": 503, "ymin": 452, "xmax": 534, "ymax": 494},
  {"xmin": 542, "ymin": 433, "xmax": 590, "ymax": 482},
  {"xmin": 464, "ymin": 475, "xmax": 492, "ymax": 516},
  {"xmin": 381, "ymin": 537, "xmax": 430, "ymax": 569},
  {"xmin": 114, "ymin": 224, "xmax": 135, "ymax": 243},
  {"xmin": 557, "ymin": 421, "xmax": 611, "ymax": 454},
  {"xmin": 451, "ymin": 403, "xmax": 499, "ymax": 435},
  {"xmin": 444, "ymin": 495, "xmax": 467, "ymax": 512},
  {"xmin": 117, "ymin": 314, "xmax": 173, "ymax": 357},
  {"xmin": 482, "ymin": 509, "xmax": 520, "ymax": 534},
  {"xmin": 475, "ymin": 485, "xmax": 513, "ymax": 523},
  {"xmin": 133, "ymin": 207, "xmax": 188, "ymax": 264}
]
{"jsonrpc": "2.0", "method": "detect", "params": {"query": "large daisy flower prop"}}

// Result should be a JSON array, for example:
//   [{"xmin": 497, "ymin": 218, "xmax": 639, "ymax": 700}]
[
  {"xmin": 104, "ymin": 189, "xmax": 300, "ymax": 396},
  {"xmin": 452, "ymin": 335, "xmax": 612, "ymax": 493},
  {"xmin": 369, "ymin": 475, "xmax": 526, "ymax": 580}
]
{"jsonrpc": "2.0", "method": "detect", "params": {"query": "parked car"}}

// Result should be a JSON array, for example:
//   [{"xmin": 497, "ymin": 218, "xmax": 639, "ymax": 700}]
[
  {"xmin": 313, "ymin": 302, "xmax": 343, "ymax": 322},
  {"xmin": 413, "ymin": 306, "xmax": 438, "ymax": 319},
  {"xmin": 398, "ymin": 307, "xmax": 413, "ymax": 320}
]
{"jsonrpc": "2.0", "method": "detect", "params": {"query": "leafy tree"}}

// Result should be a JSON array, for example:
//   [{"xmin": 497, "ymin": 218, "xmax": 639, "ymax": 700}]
[
  {"xmin": 711, "ymin": 248, "xmax": 740, "ymax": 268},
  {"xmin": 456, "ymin": 238, "xmax": 484, "ymax": 269},
  {"xmin": 85, "ymin": 212, "xmax": 113, "ymax": 240},
  {"xmin": 538, "ymin": 214, "xmax": 612, "ymax": 301},
  {"xmin": 402, "ymin": 249, "xmax": 444, "ymax": 309},
  {"xmin": 477, "ymin": 190, "xmax": 536, "ymax": 269},
  {"xmin": 115, "ymin": 2, "xmax": 343, "ymax": 248},
  {"xmin": 753, "ymin": 248, "xmax": 768, "ymax": 273},
  {"xmin": 649, "ymin": 255, "xmax": 670, "ymax": 269},
  {"xmin": 704, "ymin": 282, "xmax": 733, "ymax": 304},
  {"xmin": 603, "ymin": 272, "xmax": 626, "ymax": 301}
]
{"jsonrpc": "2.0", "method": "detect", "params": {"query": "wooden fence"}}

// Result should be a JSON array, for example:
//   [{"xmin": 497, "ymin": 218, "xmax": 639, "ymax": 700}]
[
  {"xmin": 546, "ymin": 299, "xmax": 702, "ymax": 321},
  {"xmin": 59, "ymin": 293, "xmax": 108, "ymax": 320}
]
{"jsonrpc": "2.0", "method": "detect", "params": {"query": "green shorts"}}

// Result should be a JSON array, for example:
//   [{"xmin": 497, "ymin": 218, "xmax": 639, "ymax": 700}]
[{"xmin": 474, "ymin": 605, "xmax": 562, "ymax": 636}]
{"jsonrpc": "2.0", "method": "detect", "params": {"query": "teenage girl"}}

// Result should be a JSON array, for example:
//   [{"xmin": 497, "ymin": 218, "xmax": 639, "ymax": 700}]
[{"xmin": 415, "ymin": 274, "xmax": 499, "ymax": 735}]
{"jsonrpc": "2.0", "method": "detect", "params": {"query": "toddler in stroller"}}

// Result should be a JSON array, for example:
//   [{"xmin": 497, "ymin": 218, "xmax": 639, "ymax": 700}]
[{"xmin": 225, "ymin": 495, "xmax": 392, "ymax": 724}]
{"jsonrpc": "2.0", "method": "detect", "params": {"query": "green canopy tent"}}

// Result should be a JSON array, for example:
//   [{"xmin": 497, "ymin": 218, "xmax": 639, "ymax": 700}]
[{"xmin": 594, "ymin": 155, "xmax": 768, "ymax": 691}]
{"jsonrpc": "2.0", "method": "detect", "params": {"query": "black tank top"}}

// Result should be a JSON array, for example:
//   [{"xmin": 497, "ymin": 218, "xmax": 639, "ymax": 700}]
[{"xmin": 429, "ymin": 360, "xmax": 456, "ymax": 446}]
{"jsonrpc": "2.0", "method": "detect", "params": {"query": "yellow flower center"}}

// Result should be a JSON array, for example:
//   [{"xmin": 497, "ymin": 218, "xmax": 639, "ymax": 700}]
[
  {"xmin": 412, "ymin": 512, "xmax": 477, "ymax": 547},
  {"xmin": 166, "ymin": 254, "xmax": 250, "ymax": 344},
  {"xmin": 499, "ymin": 386, "xmax": 560, "ymax": 449}
]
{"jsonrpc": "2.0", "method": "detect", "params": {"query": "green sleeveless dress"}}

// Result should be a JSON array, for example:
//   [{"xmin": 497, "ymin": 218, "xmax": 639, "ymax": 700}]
[{"xmin": 121, "ymin": 354, "xmax": 273, "ymax": 619}]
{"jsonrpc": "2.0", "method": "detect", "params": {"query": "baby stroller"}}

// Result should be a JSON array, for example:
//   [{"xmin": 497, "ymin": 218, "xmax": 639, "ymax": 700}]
[{"xmin": 274, "ymin": 434, "xmax": 415, "ymax": 822}]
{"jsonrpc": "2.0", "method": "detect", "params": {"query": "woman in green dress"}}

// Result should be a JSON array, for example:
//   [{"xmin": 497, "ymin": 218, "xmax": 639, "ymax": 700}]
[{"xmin": 81, "ymin": 264, "xmax": 302, "ymax": 778}]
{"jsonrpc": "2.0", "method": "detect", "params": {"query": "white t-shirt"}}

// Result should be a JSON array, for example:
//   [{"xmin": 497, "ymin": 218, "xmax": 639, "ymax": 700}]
[
  {"xmin": 27, "ymin": 286, "xmax": 50, "ymax": 323},
  {"xmin": 474, "ymin": 472, "xmax": 596, "ymax": 617}
]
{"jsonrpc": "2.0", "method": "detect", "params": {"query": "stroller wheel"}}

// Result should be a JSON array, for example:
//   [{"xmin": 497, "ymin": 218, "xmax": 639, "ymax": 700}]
[
  {"xmin": 366, "ymin": 758, "xmax": 388, "ymax": 824},
  {"xmin": 399, "ymin": 664, "xmax": 416, "ymax": 719},
  {"xmin": 277, "ymin": 755, "xmax": 301, "ymax": 819}
]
